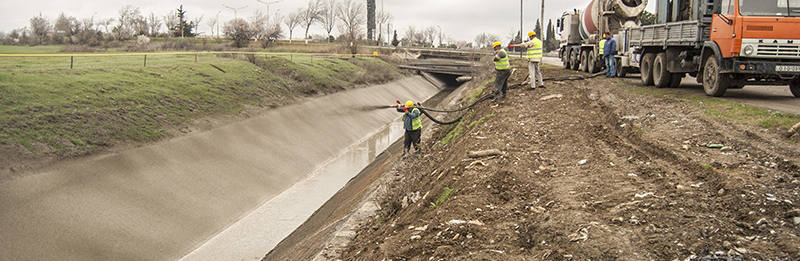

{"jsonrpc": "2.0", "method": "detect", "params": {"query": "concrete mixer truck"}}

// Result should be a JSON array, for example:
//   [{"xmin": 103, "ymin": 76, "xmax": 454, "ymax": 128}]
[
  {"xmin": 557, "ymin": 0, "xmax": 648, "ymax": 74},
  {"xmin": 624, "ymin": 0, "xmax": 800, "ymax": 97}
]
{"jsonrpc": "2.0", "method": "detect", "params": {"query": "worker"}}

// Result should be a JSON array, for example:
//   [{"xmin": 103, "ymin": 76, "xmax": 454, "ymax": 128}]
[
  {"xmin": 397, "ymin": 100, "xmax": 422, "ymax": 155},
  {"xmin": 603, "ymin": 33, "xmax": 617, "ymax": 77},
  {"xmin": 510, "ymin": 31, "xmax": 544, "ymax": 90},
  {"xmin": 491, "ymin": 41, "xmax": 511, "ymax": 100},
  {"xmin": 598, "ymin": 34, "xmax": 607, "ymax": 70}
]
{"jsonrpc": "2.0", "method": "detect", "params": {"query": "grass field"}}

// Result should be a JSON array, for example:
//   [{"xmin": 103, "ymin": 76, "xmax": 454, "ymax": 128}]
[{"xmin": 0, "ymin": 46, "xmax": 402, "ymax": 156}]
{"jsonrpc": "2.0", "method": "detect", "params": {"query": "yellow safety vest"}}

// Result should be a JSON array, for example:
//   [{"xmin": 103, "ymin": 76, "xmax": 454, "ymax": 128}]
[
  {"xmin": 526, "ymin": 38, "xmax": 543, "ymax": 59},
  {"xmin": 599, "ymin": 39, "xmax": 606, "ymax": 55},
  {"xmin": 494, "ymin": 49, "xmax": 510, "ymax": 70},
  {"xmin": 410, "ymin": 108, "xmax": 422, "ymax": 130}
]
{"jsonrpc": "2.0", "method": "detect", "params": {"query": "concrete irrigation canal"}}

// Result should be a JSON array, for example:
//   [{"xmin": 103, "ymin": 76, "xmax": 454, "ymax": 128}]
[{"xmin": 0, "ymin": 75, "xmax": 447, "ymax": 260}]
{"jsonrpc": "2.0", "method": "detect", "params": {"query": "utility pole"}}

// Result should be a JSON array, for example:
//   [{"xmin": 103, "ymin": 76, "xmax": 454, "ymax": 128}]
[
  {"xmin": 216, "ymin": 11, "xmax": 221, "ymax": 38},
  {"xmin": 520, "ymin": 0, "xmax": 524, "ymax": 57},
  {"xmin": 437, "ymin": 25, "xmax": 442, "ymax": 47},
  {"xmin": 541, "ymin": 0, "xmax": 545, "ymax": 46},
  {"xmin": 223, "ymin": 4, "xmax": 248, "ymax": 19},
  {"xmin": 255, "ymin": 0, "xmax": 282, "ymax": 21}
]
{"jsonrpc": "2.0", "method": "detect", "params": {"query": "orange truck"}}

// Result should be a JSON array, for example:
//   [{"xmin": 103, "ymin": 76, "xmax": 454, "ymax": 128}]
[{"xmin": 624, "ymin": 0, "xmax": 800, "ymax": 97}]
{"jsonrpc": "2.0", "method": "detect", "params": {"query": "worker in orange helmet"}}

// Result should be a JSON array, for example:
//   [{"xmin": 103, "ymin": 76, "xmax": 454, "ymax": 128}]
[{"xmin": 397, "ymin": 100, "xmax": 422, "ymax": 155}]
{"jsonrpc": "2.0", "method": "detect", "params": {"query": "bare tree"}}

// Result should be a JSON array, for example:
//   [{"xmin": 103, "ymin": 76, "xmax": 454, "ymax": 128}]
[
  {"xmin": 250, "ymin": 10, "xmax": 268, "ymax": 41},
  {"xmin": 336, "ymin": 0, "xmax": 366, "ymax": 54},
  {"xmin": 376, "ymin": 10, "xmax": 393, "ymax": 45},
  {"xmin": 114, "ymin": 5, "xmax": 142, "ymax": 40},
  {"xmin": 29, "ymin": 13, "xmax": 51, "ymax": 44},
  {"xmin": 423, "ymin": 26, "xmax": 437, "ymax": 47},
  {"xmin": 163, "ymin": 11, "xmax": 178, "ymax": 37},
  {"xmin": 192, "ymin": 15, "xmax": 204, "ymax": 36},
  {"xmin": 474, "ymin": 33, "xmax": 487, "ymax": 48},
  {"xmin": 100, "ymin": 18, "xmax": 114, "ymax": 34},
  {"xmin": 223, "ymin": 18, "xmax": 253, "ymax": 47},
  {"xmin": 403, "ymin": 25, "xmax": 425, "ymax": 47},
  {"xmin": 148, "ymin": 12, "xmax": 161, "ymax": 37},
  {"xmin": 206, "ymin": 15, "xmax": 218, "ymax": 38},
  {"xmin": 299, "ymin": 0, "xmax": 323, "ymax": 41},
  {"xmin": 284, "ymin": 12, "xmax": 301, "ymax": 42},
  {"xmin": 319, "ymin": 0, "xmax": 337, "ymax": 42}
]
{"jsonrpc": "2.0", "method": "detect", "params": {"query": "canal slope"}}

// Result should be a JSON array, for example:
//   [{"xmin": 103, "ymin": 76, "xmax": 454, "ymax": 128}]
[{"xmin": 0, "ymin": 76, "xmax": 440, "ymax": 260}]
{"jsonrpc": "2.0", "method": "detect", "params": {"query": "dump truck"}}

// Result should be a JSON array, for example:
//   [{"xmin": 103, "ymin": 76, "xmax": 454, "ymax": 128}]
[
  {"xmin": 622, "ymin": 0, "xmax": 800, "ymax": 97},
  {"xmin": 556, "ymin": 0, "xmax": 648, "ymax": 74}
]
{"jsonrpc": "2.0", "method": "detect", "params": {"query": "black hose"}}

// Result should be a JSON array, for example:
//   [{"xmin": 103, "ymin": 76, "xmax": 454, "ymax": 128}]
[{"xmin": 414, "ymin": 70, "xmax": 605, "ymax": 125}]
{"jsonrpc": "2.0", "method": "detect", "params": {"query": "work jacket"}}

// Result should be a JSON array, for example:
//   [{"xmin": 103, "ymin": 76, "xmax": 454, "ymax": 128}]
[
  {"xmin": 603, "ymin": 38, "xmax": 617, "ymax": 57},
  {"xmin": 599, "ymin": 39, "xmax": 606, "ymax": 55},
  {"xmin": 397, "ymin": 107, "xmax": 422, "ymax": 131},
  {"xmin": 518, "ymin": 37, "xmax": 543, "ymax": 62},
  {"xmin": 493, "ymin": 49, "xmax": 510, "ymax": 70}
]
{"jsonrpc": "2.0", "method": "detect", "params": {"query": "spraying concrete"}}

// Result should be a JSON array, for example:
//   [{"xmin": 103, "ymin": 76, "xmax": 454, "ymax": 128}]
[{"xmin": 0, "ymin": 76, "xmax": 441, "ymax": 260}]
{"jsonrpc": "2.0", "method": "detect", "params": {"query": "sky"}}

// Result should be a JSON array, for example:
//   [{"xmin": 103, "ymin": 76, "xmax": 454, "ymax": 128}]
[{"xmin": 0, "ymin": 0, "xmax": 656, "ymax": 44}]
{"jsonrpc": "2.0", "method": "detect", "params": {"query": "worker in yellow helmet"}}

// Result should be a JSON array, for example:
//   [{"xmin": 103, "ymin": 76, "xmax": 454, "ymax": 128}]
[
  {"xmin": 510, "ymin": 31, "xmax": 544, "ymax": 90},
  {"xmin": 492, "ymin": 41, "xmax": 511, "ymax": 100},
  {"xmin": 396, "ymin": 100, "xmax": 422, "ymax": 155}
]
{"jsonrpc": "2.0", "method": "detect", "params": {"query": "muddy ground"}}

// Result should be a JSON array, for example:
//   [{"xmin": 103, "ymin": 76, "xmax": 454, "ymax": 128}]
[{"xmin": 331, "ymin": 65, "xmax": 800, "ymax": 260}]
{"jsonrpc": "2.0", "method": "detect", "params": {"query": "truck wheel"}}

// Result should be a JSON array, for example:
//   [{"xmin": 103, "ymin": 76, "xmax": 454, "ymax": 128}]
[
  {"xmin": 616, "ymin": 58, "xmax": 627, "ymax": 77},
  {"xmin": 669, "ymin": 73, "xmax": 684, "ymax": 88},
  {"xmin": 580, "ymin": 50, "xmax": 589, "ymax": 72},
  {"xmin": 653, "ymin": 53, "xmax": 671, "ymax": 88},
  {"xmin": 640, "ymin": 53, "xmax": 655, "ymax": 86},
  {"xmin": 563, "ymin": 50, "xmax": 571, "ymax": 69},
  {"xmin": 703, "ymin": 56, "xmax": 728, "ymax": 97},
  {"xmin": 790, "ymin": 80, "xmax": 800, "ymax": 97},
  {"xmin": 570, "ymin": 49, "xmax": 580, "ymax": 70},
  {"xmin": 588, "ymin": 50, "xmax": 598, "ymax": 73}
]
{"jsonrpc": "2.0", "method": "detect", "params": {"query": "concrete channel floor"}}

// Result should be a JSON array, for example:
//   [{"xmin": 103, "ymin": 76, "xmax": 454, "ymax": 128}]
[{"xmin": 0, "ymin": 76, "xmax": 441, "ymax": 261}]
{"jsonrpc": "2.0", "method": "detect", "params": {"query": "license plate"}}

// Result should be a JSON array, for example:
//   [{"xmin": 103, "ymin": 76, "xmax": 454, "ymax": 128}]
[{"xmin": 776, "ymin": 65, "xmax": 800, "ymax": 72}]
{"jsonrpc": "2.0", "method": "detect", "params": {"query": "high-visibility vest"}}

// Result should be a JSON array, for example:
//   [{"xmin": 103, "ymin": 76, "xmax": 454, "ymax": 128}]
[
  {"xmin": 526, "ymin": 38, "xmax": 543, "ymax": 59},
  {"xmin": 409, "ymin": 108, "xmax": 422, "ymax": 130},
  {"xmin": 494, "ymin": 49, "xmax": 510, "ymax": 70},
  {"xmin": 599, "ymin": 39, "xmax": 606, "ymax": 55}
]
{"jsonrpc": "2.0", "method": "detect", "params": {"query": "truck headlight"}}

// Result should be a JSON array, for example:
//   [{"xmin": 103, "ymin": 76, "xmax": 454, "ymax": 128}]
[{"xmin": 743, "ymin": 45, "xmax": 754, "ymax": 56}]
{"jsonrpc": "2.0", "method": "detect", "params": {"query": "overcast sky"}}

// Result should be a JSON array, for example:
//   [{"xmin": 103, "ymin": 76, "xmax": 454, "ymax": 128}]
[{"xmin": 0, "ymin": 0, "xmax": 655, "ymax": 44}]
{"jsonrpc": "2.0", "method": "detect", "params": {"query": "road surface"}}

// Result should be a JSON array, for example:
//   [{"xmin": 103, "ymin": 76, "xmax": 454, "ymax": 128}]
[{"xmin": 540, "ymin": 56, "xmax": 799, "ymax": 115}]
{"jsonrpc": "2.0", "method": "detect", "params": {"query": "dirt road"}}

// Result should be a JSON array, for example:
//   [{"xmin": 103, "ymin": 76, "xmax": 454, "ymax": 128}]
[
  {"xmin": 333, "ymin": 63, "xmax": 800, "ymax": 260},
  {"xmin": 542, "ymin": 57, "xmax": 800, "ymax": 115}
]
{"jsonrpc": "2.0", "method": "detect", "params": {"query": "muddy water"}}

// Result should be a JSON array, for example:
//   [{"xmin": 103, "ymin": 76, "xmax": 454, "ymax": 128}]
[{"xmin": 0, "ymin": 76, "xmax": 440, "ymax": 261}]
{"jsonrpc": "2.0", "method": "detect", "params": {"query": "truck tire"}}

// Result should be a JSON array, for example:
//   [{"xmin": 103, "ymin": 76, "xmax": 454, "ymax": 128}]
[
  {"xmin": 653, "ymin": 53, "xmax": 671, "ymax": 88},
  {"xmin": 580, "ymin": 50, "xmax": 589, "ymax": 72},
  {"xmin": 570, "ymin": 49, "xmax": 580, "ymax": 70},
  {"xmin": 703, "ymin": 56, "xmax": 729, "ymax": 97},
  {"xmin": 563, "ymin": 50, "xmax": 571, "ymax": 69},
  {"xmin": 588, "ymin": 50, "xmax": 598, "ymax": 73},
  {"xmin": 640, "ymin": 53, "xmax": 655, "ymax": 86},
  {"xmin": 790, "ymin": 80, "xmax": 800, "ymax": 97},
  {"xmin": 669, "ymin": 73, "xmax": 684, "ymax": 88},
  {"xmin": 616, "ymin": 58, "xmax": 627, "ymax": 78}
]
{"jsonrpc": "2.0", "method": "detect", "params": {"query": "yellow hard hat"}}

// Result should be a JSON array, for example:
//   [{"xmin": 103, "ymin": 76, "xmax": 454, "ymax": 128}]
[
  {"xmin": 492, "ymin": 42, "xmax": 502, "ymax": 48},
  {"xmin": 528, "ymin": 31, "xmax": 536, "ymax": 37},
  {"xmin": 406, "ymin": 100, "xmax": 414, "ymax": 107}
]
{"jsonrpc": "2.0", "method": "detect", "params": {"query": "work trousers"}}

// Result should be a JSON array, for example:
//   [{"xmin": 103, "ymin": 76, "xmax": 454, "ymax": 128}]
[
  {"xmin": 494, "ymin": 69, "xmax": 511, "ymax": 99},
  {"xmin": 605, "ymin": 55, "xmax": 616, "ymax": 77},
  {"xmin": 404, "ymin": 129, "xmax": 421, "ymax": 154},
  {"xmin": 528, "ymin": 61, "xmax": 543, "ymax": 87}
]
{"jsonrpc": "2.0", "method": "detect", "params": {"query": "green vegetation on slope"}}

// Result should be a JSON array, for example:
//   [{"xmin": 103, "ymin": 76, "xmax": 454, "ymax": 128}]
[{"xmin": 0, "ymin": 53, "xmax": 403, "ymax": 156}]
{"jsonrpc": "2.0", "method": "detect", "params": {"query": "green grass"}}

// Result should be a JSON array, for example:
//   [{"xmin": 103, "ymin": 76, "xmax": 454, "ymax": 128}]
[
  {"xmin": 0, "ymin": 45, "xmax": 63, "ymax": 54},
  {"xmin": 627, "ymin": 88, "xmax": 800, "ymax": 128},
  {"xmin": 429, "ymin": 186, "xmax": 453, "ymax": 209},
  {"xmin": 0, "ymin": 48, "xmax": 401, "ymax": 155}
]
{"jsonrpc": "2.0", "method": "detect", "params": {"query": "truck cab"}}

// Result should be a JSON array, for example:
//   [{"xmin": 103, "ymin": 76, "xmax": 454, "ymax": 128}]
[{"xmin": 708, "ymin": 0, "xmax": 800, "ymax": 96}]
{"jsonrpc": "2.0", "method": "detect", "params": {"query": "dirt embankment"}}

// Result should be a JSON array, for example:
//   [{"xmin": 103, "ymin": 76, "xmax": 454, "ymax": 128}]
[{"xmin": 334, "ymin": 65, "xmax": 800, "ymax": 260}]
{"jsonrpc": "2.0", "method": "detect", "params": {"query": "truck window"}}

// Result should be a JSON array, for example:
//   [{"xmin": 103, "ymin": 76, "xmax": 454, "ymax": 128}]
[
  {"xmin": 740, "ymin": 0, "xmax": 800, "ymax": 16},
  {"xmin": 721, "ymin": 0, "xmax": 734, "ymax": 14}
]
